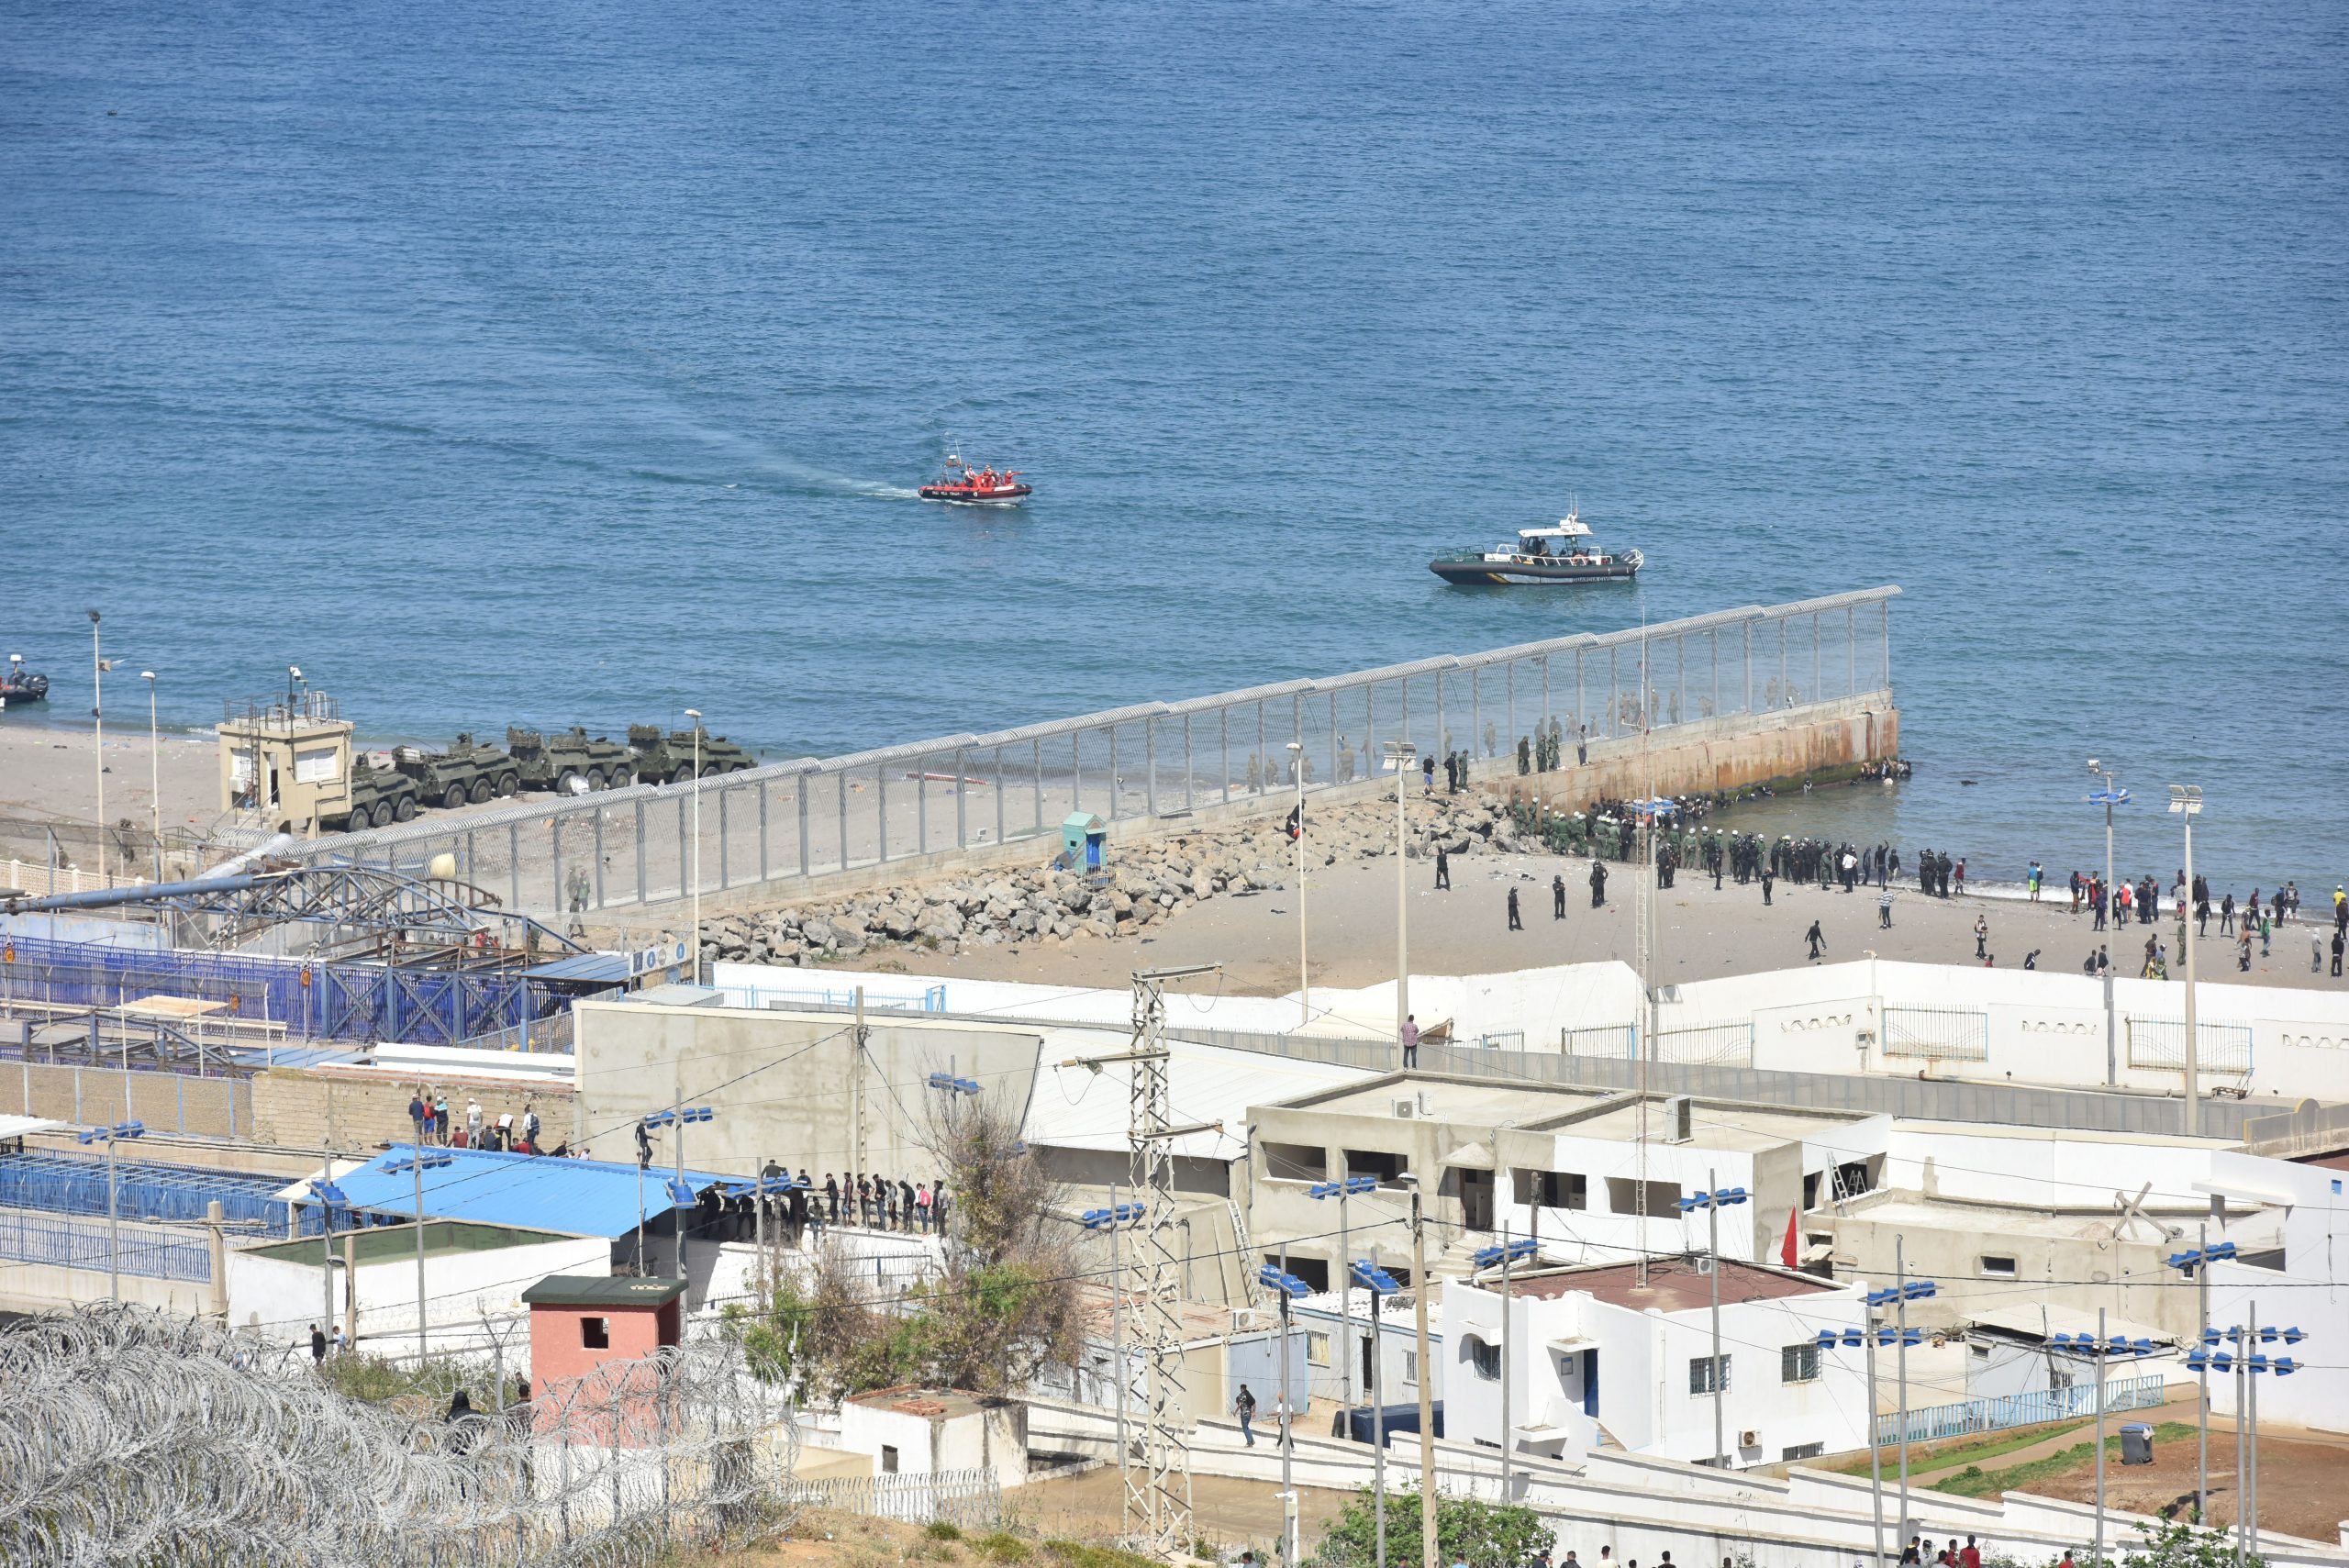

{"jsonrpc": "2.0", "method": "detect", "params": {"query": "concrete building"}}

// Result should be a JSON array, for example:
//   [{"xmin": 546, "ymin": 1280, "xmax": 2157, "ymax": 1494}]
[
  {"xmin": 1440, "ymin": 1257, "xmax": 1869, "ymax": 1469},
  {"xmin": 228, "ymin": 1220, "xmax": 607, "ymax": 1349},
  {"xmin": 1245, "ymin": 1075, "xmax": 1887, "ymax": 1294},
  {"xmin": 522, "ymin": 1274, "xmax": 687, "ymax": 1444},
  {"xmin": 839, "ymin": 1386, "xmax": 1029, "ymax": 1485}
]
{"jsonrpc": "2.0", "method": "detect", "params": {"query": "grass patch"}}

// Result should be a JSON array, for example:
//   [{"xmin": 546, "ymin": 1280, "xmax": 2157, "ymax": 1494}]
[
  {"xmin": 1041, "ymin": 1542, "xmax": 1159, "ymax": 1568},
  {"xmin": 973, "ymin": 1532, "xmax": 1031, "ymax": 1563},
  {"xmin": 1831, "ymin": 1418, "xmax": 2095, "ymax": 1478},
  {"xmin": 1932, "ymin": 1422, "xmax": 2199, "ymax": 1499},
  {"xmin": 927, "ymin": 1524, "xmax": 966, "ymax": 1543}
]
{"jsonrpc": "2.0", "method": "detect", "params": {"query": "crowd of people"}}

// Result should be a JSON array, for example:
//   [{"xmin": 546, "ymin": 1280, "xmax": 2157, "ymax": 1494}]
[{"xmin": 405, "ymin": 1091, "xmax": 544, "ymax": 1153}]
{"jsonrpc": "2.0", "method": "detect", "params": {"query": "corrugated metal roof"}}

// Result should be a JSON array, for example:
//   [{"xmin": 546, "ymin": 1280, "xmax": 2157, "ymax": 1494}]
[
  {"xmin": 0, "ymin": 1115, "xmax": 62, "ymax": 1141},
  {"xmin": 315, "ymin": 1145, "xmax": 732, "ymax": 1240},
  {"xmin": 521, "ymin": 1274, "xmax": 689, "ymax": 1308},
  {"xmin": 521, "ymin": 951, "xmax": 633, "ymax": 984}
]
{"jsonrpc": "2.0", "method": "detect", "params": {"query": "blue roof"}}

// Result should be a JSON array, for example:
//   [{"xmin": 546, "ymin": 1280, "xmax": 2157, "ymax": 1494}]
[{"xmin": 316, "ymin": 1145, "xmax": 732, "ymax": 1240}]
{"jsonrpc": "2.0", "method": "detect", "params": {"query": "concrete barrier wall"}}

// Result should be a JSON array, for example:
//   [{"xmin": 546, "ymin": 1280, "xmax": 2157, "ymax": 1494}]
[{"xmin": 7, "ymin": 1059, "xmax": 250, "ymax": 1138}]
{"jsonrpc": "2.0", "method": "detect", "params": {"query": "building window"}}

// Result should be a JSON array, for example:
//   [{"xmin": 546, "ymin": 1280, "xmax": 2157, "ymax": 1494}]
[
  {"xmin": 1607, "ymin": 1176, "xmax": 1684, "ymax": 1217},
  {"xmin": 1780, "ymin": 1342, "xmax": 1820, "ymax": 1384},
  {"xmin": 1404, "ymin": 1351, "xmax": 1419, "ymax": 1385},
  {"xmin": 1782, "ymin": 1441, "xmax": 1825, "ymax": 1462},
  {"xmin": 1468, "ymin": 1338, "xmax": 1501, "ymax": 1380},
  {"xmin": 880, "ymin": 1444, "xmax": 898, "ymax": 1473},
  {"xmin": 1979, "ymin": 1255, "xmax": 2018, "ymax": 1279},
  {"xmin": 581, "ymin": 1317, "xmax": 609, "ymax": 1350},
  {"xmin": 1514, "ymin": 1170, "xmax": 1588, "ymax": 1210},
  {"xmin": 1345, "ymin": 1150, "xmax": 1409, "ymax": 1186},
  {"xmin": 1264, "ymin": 1142, "xmax": 1326, "ymax": 1183},
  {"xmin": 1688, "ymin": 1354, "xmax": 1731, "ymax": 1395},
  {"xmin": 1307, "ymin": 1331, "xmax": 1331, "ymax": 1369}
]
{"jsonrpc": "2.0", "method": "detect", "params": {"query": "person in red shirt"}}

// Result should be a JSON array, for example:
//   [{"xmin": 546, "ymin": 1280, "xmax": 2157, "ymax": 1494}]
[{"xmin": 1958, "ymin": 1536, "xmax": 1983, "ymax": 1568}]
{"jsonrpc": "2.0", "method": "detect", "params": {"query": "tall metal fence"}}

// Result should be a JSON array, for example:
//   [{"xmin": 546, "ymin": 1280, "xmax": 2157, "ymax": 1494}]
[
  {"xmin": 781, "ymin": 1467, "xmax": 1002, "ymax": 1529},
  {"xmin": 1881, "ymin": 1006, "xmax": 1990, "ymax": 1062},
  {"xmin": 1876, "ymin": 1372, "xmax": 2167, "ymax": 1446},
  {"xmin": 0, "ymin": 1209, "xmax": 212, "ymax": 1283},
  {"xmin": 292, "ymin": 588, "xmax": 1898, "ymax": 917}
]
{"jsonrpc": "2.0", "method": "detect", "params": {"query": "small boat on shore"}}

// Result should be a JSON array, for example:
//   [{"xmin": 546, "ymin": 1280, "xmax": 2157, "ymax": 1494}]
[
  {"xmin": 0, "ymin": 654, "xmax": 49, "ymax": 708},
  {"xmin": 1428, "ymin": 508, "xmax": 1642, "ymax": 584},
  {"xmin": 919, "ymin": 453, "xmax": 1031, "ymax": 506}
]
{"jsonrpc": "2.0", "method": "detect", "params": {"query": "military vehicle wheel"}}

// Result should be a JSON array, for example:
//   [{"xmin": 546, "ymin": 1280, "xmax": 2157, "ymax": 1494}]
[
  {"xmin": 672, "ymin": 766, "xmax": 695, "ymax": 786},
  {"xmin": 394, "ymin": 796, "xmax": 418, "ymax": 823},
  {"xmin": 469, "ymin": 779, "xmax": 494, "ymax": 805},
  {"xmin": 557, "ymin": 768, "xmax": 585, "ymax": 794},
  {"xmin": 495, "ymin": 772, "xmax": 519, "ymax": 797},
  {"xmin": 443, "ymin": 784, "xmax": 468, "ymax": 810},
  {"xmin": 730, "ymin": 761, "xmax": 753, "ymax": 773},
  {"xmin": 700, "ymin": 762, "xmax": 720, "ymax": 779},
  {"xmin": 609, "ymin": 764, "xmax": 634, "ymax": 788},
  {"xmin": 586, "ymin": 767, "xmax": 607, "ymax": 791}
]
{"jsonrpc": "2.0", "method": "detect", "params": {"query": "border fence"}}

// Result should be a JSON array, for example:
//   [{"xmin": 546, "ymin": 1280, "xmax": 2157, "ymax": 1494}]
[
  {"xmin": 1876, "ymin": 1372, "xmax": 2167, "ymax": 1446},
  {"xmin": 292, "ymin": 588, "xmax": 1898, "ymax": 917},
  {"xmin": 781, "ymin": 1468, "xmax": 1004, "ymax": 1529}
]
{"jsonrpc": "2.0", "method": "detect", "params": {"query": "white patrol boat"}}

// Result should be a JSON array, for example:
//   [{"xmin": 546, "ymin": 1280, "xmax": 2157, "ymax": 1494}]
[{"xmin": 1428, "ymin": 508, "xmax": 1643, "ymax": 584}]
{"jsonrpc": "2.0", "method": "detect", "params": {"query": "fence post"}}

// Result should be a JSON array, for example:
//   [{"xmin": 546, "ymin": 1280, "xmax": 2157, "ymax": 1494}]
[
  {"xmin": 1847, "ymin": 604, "xmax": 1857, "ymax": 697},
  {"xmin": 760, "ymin": 780, "xmax": 772, "ymax": 877},
  {"xmin": 956, "ymin": 745, "xmax": 968, "ymax": 848},
  {"xmin": 1107, "ymin": 726, "xmax": 1118, "ymax": 821},
  {"xmin": 916, "ymin": 754, "xmax": 928, "ymax": 855},
  {"xmin": 594, "ymin": 807, "xmax": 607, "ymax": 907},
  {"xmin": 1813, "ymin": 611, "xmax": 1823, "ymax": 702},
  {"xmin": 877, "ymin": 762, "xmax": 890, "ymax": 862}
]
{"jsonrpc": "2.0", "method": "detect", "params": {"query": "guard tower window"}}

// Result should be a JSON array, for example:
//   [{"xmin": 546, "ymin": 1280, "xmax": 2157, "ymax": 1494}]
[
  {"xmin": 1979, "ymin": 1255, "xmax": 2018, "ymax": 1279},
  {"xmin": 581, "ymin": 1317, "xmax": 610, "ymax": 1350}
]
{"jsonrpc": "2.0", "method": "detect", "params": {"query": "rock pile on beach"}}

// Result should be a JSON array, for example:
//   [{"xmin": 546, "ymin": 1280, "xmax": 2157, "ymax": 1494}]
[{"xmin": 696, "ymin": 790, "xmax": 1530, "ymax": 967}]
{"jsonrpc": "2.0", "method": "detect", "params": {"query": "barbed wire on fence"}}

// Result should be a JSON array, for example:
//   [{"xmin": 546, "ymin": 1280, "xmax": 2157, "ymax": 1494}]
[{"xmin": 0, "ymin": 1303, "xmax": 801, "ymax": 1568}]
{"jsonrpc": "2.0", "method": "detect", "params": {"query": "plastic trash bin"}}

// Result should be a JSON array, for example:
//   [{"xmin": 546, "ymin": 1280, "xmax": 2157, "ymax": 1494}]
[{"xmin": 2120, "ymin": 1423, "xmax": 2154, "ymax": 1465}]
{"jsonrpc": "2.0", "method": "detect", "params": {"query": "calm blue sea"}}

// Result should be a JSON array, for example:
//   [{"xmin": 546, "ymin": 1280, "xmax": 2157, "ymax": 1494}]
[{"xmin": 4, "ymin": 0, "xmax": 2345, "ymax": 892}]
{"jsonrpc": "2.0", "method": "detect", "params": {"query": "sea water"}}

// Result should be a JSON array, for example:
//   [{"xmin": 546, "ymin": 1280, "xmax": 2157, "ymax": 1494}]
[{"xmin": 3, "ymin": 0, "xmax": 2343, "ymax": 890}]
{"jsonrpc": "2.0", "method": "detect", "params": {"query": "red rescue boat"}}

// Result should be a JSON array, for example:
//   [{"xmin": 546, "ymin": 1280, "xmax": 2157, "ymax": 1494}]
[{"xmin": 918, "ymin": 452, "xmax": 1032, "ymax": 506}]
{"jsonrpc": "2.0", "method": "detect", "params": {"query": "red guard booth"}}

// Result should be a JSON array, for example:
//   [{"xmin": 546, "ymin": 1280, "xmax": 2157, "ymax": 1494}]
[{"xmin": 523, "ymin": 1274, "xmax": 687, "ymax": 1444}]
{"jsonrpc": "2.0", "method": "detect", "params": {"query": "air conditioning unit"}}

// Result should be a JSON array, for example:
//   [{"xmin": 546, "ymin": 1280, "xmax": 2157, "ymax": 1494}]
[
  {"xmin": 1739, "ymin": 1429, "xmax": 1760, "ymax": 1449},
  {"xmin": 1392, "ymin": 1098, "xmax": 1418, "ymax": 1119},
  {"xmin": 1664, "ymin": 1095, "xmax": 1694, "ymax": 1144}
]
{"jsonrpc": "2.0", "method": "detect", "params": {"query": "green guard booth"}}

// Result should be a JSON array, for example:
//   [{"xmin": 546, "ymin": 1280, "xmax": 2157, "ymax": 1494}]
[{"xmin": 1060, "ymin": 812, "xmax": 1108, "ymax": 871}]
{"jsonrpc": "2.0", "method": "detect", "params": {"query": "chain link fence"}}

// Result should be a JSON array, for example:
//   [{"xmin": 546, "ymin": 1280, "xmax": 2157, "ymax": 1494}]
[{"xmin": 289, "ymin": 589, "xmax": 1897, "ymax": 917}]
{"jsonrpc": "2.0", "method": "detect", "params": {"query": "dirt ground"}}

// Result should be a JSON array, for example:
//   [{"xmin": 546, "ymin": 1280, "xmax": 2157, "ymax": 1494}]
[
  {"xmin": 1005, "ymin": 1467, "xmax": 1354, "ymax": 1554},
  {"xmin": 2026, "ymin": 1424, "xmax": 2349, "ymax": 1545}
]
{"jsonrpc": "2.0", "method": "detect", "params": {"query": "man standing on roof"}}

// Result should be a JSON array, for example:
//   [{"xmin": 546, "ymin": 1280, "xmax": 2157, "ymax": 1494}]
[
  {"xmin": 1401, "ymin": 1013, "xmax": 1419, "ymax": 1069},
  {"xmin": 465, "ymin": 1098, "xmax": 484, "ymax": 1149},
  {"xmin": 408, "ymin": 1090, "xmax": 428, "ymax": 1145}
]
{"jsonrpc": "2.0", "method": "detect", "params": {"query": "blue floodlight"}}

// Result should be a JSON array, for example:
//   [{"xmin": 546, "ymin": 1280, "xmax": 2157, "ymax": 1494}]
[
  {"xmin": 1471, "ymin": 1237, "xmax": 1539, "ymax": 1269},
  {"xmin": 1257, "ymin": 1264, "xmax": 1309, "ymax": 1299},
  {"xmin": 1308, "ymin": 1175, "xmax": 1379, "ymax": 1200},
  {"xmin": 666, "ymin": 1177, "xmax": 697, "ymax": 1207},
  {"xmin": 682, "ymin": 1106, "xmax": 714, "ymax": 1124},
  {"xmin": 76, "ymin": 1119, "xmax": 145, "ymax": 1145},
  {"xmin": 926, "ymin": 1072, "xmax": 982, "ymax": 1096},
  {"xmin": 1351, "ymin": 1259, "xmax": 1402, "ymax": 1295},
  {"xmin": 1080, "ymin": 1202, "xmax": 1146, "ymax": 1230},
  {"xmin": 308, "ymin": 1179, "xmax": 351, "ymax": 1208},
  {"xmin": 2087, "ymin": 787, "xmax": 2131, "ymax": 806}
]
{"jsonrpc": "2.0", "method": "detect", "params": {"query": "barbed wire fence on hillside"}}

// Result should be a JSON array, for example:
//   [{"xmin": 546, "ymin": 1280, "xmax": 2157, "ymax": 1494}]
[{"xmin": 0, "ymin": 1305, "xmax": 800, "ymax": 1567}]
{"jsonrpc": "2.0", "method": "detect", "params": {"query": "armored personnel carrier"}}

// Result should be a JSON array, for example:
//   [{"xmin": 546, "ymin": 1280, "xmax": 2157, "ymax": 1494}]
[
  {"xmin": 506, "ymin": 725, "xmax": 636, "ymax": 794},
  {"xmin": 627, "ymin": 723, "xmax": 758, "ymax": 784},
  {"xmin": 393, "ymin": 733, "xmax": 522, "ymax": 809},
  {"xmin": 336, "ymin": 753, "xmax": 420, "ymax": 831}
]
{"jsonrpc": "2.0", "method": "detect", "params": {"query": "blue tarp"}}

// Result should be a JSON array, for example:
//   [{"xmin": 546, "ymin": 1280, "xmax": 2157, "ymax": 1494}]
[{"xmin": 319, "ymin": 1145, "xmax": 732, "ymax": 1240}]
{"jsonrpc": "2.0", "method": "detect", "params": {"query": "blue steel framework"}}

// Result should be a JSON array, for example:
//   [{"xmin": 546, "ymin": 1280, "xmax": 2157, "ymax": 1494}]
[{"xmin": 0, "ymin": 933, "xmax": 582, "ymax": 1045}]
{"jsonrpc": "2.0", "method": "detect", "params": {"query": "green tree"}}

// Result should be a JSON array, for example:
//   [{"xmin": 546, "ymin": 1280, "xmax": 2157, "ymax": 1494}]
[
  {"xmin": 2121, "ymin": 1521, "xmax": 2260, "ymax": 1568},
  {"xmin": 1312, "ymin": 1486, "xmax": 1549, "ymax": 1568}
]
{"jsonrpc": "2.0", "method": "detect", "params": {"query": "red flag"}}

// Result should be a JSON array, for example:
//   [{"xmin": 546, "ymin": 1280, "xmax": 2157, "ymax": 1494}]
[{"xmin": 1780, "ymin": 1208, "xmax": 1800, "ymax": 1269}]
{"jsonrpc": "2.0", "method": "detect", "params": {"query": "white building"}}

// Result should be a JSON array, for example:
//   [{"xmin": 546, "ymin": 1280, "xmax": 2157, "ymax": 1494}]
[
  {"xmin": 1441, "ymin": 1256, "xmax": 1870, "ymax": 1470},
  {"xmin": 838, "ymin": 1387, "xmax": 1029, "ymax": 1486}
]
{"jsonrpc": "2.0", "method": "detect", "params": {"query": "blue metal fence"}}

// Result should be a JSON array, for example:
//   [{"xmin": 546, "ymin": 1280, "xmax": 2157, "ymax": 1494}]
[
  {"xmin": 0, "ymin": 1209, "xmax": 212, "ymax": 1283},
  {"xmin": 0, "ymin": 1149, "xmax": 317, "ymax": 1237},
  {"xmin": 0, "ymin": 932, "xmax": 576, "ymax": 1045},
  {"xmin": 1876, "ymin": 1372, "xmax": 2168, "ymax": 1446}
]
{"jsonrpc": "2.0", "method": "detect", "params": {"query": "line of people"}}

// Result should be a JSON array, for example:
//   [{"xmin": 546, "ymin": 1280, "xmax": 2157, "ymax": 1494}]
[
  {"xmin": 406, "ymin": 1090, "xmax": 543, "ymax": 1153},
  {"xmin": 813, "ymin": 1172, "xmax": 948, "ymax": 1233}
]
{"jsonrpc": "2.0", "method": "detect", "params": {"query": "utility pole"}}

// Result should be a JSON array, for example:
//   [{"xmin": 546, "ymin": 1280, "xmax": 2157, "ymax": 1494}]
[
  {"xmin": 89, "ymin": 610, "xmax": 105, "ymax": 881},
  {"xmin": 2087, "ymin": 765, "xmax": 2127, "ymax": 1085},
  {"xmin": 1895, "ymin": 1236, "xmax": 1911, "ymax": 1551},
  {"xmin": 852, "ymin": 986, "xmax": 869, "ymax": 1187},
  {"xmin": 1865, "ymin": 1318, "xmax": 1887, "ymax": 1567},
  {"xmin": 1277, "ymin": 1243, "xmax": 1298, "ymax": 1568},
  {"xmin": 685, "ymin": 708, "xmax": 704, "ymax": 983},
  {"xmin": 2095, "ymin": 1307, "xmax": 2109, "ymax": 1568},
  {"xmin": 2197, "ymin": 1226, "xmax": 2211, "ymax": 1522},
  {"xmin": 1708, "ymin": 1172, "xmax": 1724, "ymax": 1469},
  {"xmin": 1499, "ymin": 1223, "xmax": 1515, "ymax": 1501},
  {"xmin": 317, "ymin": 1149, "xmax": 336, "ymax": 1336}
]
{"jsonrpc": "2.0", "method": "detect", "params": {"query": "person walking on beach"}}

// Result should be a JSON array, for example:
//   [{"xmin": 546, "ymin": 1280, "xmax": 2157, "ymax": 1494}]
[
  {"xmin": 1954, "ymin": 858, "xmax": 1966, "ymax": 895},
  {"xmin": 2220, "ymin": 893, "xmax": 2235, "ymax": 935},
  {"xmin": 1761, "ymin": 866, "xmax": 1775, "ymax": 906},
  {"xmin": 1576, "ymin": 724, "xmax": 1588, "ymax": 766},
  {"xmin": 1879, "ymin": 886, "xmax": 1895, "ymax": 929},
  {"xmin": 1805, "ymin": 920, "xmax": 1826, "ymax": 962},
  {"xmin": 1974, "ymin": 916, "xmax": 1989, "ymax": 960},
  {"xmin": 1434, "ymin": 846, "xmax": 1450, "ymax": 891},
  {"xmin": 2238, "ymin": 927, "xmax": 2254, "ymax": 973},
  {"xmin": 1553, "ymin": 873, "xmax": 1567, "ymax": 919},
  {"xmin": 2028, "ymin": 861, "xmax": 2042, "ymax": 901},
  {"xmin": 2332, "ymin": 929, "xmax": 2343, "ymax": 978},
  {"xmin": 2092, "ymin": 877, "xmax": 2107, "ymax": 930},
  {"xmin": 2260, "ymin": 911, "xmax": 2273, "ymax": 957},
  {"xmin": 1589, "ymin": 859, "xmax": 1609, "ymax": 907},
  {"xmin": 1508, "ymin": 886, "xmax": 1523, "ymax": 931}
]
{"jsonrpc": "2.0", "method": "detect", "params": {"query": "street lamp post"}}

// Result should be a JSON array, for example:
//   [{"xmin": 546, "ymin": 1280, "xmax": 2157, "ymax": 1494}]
[
  {"xmin": 140, "ymin": 672, "xmax": 160, "ymax": 879},
  {"xmin": 1394, "ymin": 1171, "xmax": 1436, "ymax": 1568},
  {"xmin": 1864, "ymin": 1253, "xmax": 1939, "ymax": 1550},
  {"xmin": 644, "ymin": 1104, "xmax": 714, "ymax": 1284},
  {"xmin": 685, "ymin": 709, "xmax": 704, "ymax": 983},
  {"xmin": 2189, "ymin": 1318, "xmax": 2307, "ymax": 1565},
  {"xmin": 1259, "ymin": 1260, "xmax": 1310, "ymax": 1566},
  {"xmin": 2053, "ymin": 1321, "xmax": 2163, "ymax": 1566},
  {"xmin": 1081, "ymin": 1198, "xmax": 1145, "ymax": 1483},
  {"xmin": 75, "ymin": 1119, "xmax": 145, "ymax": 1302},
  {"xmin": 1818, "ymin": 1320, "xmax": 1911, "ymax": 1567},
  {"xmin": 1676, "ymin": 1176, "xmax": 1751, "ymax": 1469},
  {"xmin": 309, "ymin": 1174, "xmax": 351, "ymax": 1342},
  {"xmin": 1310, "ymin": 1175, "xmax": 1378, "ymax": 1419},
  {"xmin": 1384, "ymin": 740, "xmax": 1416, "ymax": 1060},
  {"xmin": 1353, "ymin": 1258, "xmax": 1404, "ymax": 1568},
  {"xmin": 2166, "ymin": 1234, "xmax": 2237, "ymax": 1522},
  {"xmin": 2170, "ymin": 785, "xmax": 2204, "ymax": 1132},
  {"xmin": 1470, "ymin": 1232, "xmax": 1538, "ymax": 1498},
  {"xmin": 381, "ymin": 1146, "xmax": 453, "ymax": 1360},
  {"xmin": 2087, "ymin": 764, "xmax": 2129, "ymax": 1086}
]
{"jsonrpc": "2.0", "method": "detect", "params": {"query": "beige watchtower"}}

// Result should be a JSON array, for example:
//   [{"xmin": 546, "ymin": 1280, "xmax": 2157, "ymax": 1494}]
[{"xmin": 217, "ymin": 688, "xmax": 354, "ymax": 834}]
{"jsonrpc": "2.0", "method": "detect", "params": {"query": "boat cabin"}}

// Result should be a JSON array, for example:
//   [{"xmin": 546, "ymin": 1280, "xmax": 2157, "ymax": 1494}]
[{"xmin": 1505, "ymin": 517, "xmax": 1600, "ymax": 563}]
